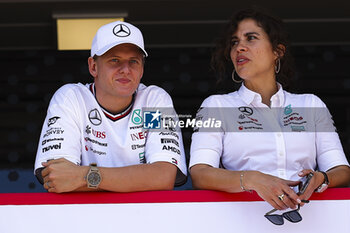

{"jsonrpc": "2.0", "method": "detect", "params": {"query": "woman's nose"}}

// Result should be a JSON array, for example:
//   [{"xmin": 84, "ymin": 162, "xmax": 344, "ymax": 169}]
[{"xmin": 236, "ymin": 41, "xmax": 248, "ymax": 52}]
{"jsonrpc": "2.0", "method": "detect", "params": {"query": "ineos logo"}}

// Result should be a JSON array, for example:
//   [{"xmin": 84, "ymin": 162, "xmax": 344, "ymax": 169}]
[
  {"xmin": 113, "ymin": 24, "xmax": 131, "ymax": 37},
  {"xmin": 88, "ymin": 109, "xmax": 102, "ymax": 126},
  {"xmin": 238, "ymin": 107, "xmax": 253, "ymax": 116}
]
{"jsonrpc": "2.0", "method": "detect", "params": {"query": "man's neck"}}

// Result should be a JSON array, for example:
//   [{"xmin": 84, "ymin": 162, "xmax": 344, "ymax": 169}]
[
  {"xmin": 97, "ymin": 95, "xmax": 133, "ymax": 115},
  {"xmin": 93, "ymin": 86, "xmax": 134, "ymax": 115}
]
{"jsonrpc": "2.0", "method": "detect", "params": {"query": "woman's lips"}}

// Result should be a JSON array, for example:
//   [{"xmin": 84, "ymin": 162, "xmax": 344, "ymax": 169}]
[{"xmin": 236, "ymin": 56, "xmax": 250, "ymax": 65}]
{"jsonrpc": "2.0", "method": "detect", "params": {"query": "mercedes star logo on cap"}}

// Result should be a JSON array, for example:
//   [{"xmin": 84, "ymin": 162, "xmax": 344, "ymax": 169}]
[
  {"xmin": 113, "ymin": 24, "xmax": 131, "ymax": 37},
  {"xmin": 88, "ymin": 109, "xmax": 102, "ymax": 126}
]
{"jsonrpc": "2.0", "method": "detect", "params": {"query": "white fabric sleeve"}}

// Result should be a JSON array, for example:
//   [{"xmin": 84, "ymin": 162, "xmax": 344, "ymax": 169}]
[
  {"xmin": 34, "ymin": 85, "xmax": 82, "ymax": 172},
  {"xmin": 189, "ymin": 97, "xmax": 224, "ymax": 168},
  {"xmin": 312, "ymin": 95, "xmax": 350, "ymax": 171},
  {"xmin": 144, "ymin": 87, "xmax": 187, "ymax": 178},
  {"xmin": 189, "ymin": 137, "xmax": 222, "ymax": 168}
]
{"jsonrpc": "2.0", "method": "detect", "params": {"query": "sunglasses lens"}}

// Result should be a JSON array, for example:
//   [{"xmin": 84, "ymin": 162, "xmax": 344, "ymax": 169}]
[
  {"xmin": 265, "ymin": 215, "xmax": 284, "ymax": 225},
  {"xmin": 283, "ymin": 211, "xmax": 302, "ymax": 223}
]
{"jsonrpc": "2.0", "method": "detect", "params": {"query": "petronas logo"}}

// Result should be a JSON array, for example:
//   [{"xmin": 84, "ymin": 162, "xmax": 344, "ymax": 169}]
[
  {"xmin": 284, "ymin": 104, "xmax": 292, "ymax": 115},
  {"xmin": 132, "ymin": 109, "xmax": 143, "ymax": 125}
]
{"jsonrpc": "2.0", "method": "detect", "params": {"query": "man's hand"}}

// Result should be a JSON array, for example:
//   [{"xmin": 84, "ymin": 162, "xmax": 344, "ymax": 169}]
[{"xmin": 41, "ymin": 158, "xmax": 88, "ymax": 193}]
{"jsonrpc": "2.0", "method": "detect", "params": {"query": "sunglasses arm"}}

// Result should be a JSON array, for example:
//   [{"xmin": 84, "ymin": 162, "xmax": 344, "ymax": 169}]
[{"xmin": 265, "ymin": 208, "xmax": 278, "ymax": 215}]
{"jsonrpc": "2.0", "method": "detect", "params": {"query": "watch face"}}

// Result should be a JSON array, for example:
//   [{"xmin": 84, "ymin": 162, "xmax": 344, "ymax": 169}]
[
  {"xmin": 88, "ymin": 172, "xmax": 101, "ymax": 185},
  {"xmin": 317, "ymin": 184, "xmax": 328, "ymax": 193}
]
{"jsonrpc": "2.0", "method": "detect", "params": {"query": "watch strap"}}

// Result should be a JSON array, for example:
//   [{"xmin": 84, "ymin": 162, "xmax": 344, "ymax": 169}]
[
  {"xmin": 90, "ymin": 163, "xmax": 98, "ymax": 172},
  {"xmin": 315, "ymin": 171, "xmax": 329, "ymax": 193},
  {"xmin": 319, "ymin": 171, "xmax": 329, "ymax": 184}
]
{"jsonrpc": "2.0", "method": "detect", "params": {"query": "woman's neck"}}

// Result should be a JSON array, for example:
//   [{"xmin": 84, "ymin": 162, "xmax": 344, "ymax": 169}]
[{"xmin": 244, "ymin": 79, "xmax": 278, "ymax": 107}]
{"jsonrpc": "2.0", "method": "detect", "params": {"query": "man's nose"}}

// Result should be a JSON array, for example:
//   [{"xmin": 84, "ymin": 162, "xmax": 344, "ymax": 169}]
[{"xmin": 119, "ymin": 61, "xmax": 131, "ymax": 73}]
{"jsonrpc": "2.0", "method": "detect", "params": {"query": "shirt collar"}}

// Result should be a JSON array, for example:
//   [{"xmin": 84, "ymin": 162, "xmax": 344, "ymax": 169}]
[
  {"xmin": 237, "ymin": 82, "xmax": 285, "ymax": 107},
  {"xmin": 89, "ymin": 83, "xmax": 135, "ymax": 121},
  {"xmin": 270, "ymin": 83, "xmax": 285, "ymax": 107}
]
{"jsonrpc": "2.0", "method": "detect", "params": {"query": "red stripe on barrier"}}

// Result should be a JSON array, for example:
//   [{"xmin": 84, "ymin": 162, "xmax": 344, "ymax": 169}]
[{"xmin": 0, "ymin": 188, "xmax": 349, "ymax": 206}]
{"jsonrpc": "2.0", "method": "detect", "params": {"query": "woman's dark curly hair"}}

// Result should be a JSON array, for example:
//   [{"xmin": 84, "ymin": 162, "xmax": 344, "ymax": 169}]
[{"xmin": 211, "ymin": 8, "xmax": 295, "ymax": 88}]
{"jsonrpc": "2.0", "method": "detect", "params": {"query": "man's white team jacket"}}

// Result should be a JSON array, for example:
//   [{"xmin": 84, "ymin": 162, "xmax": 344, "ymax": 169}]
[{"xmin": 34, "ymin": 83, "xmax": 187, "ymax": 185}]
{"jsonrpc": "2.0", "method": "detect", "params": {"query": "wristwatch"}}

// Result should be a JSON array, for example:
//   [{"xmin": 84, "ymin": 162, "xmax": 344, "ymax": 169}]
[
  {"xmin": 86, "ymin": 163, "xmax": 102, "ymax": 189},
  {"xmin": 315, "ymin": 171, "xmax": 329, "ymax": 193}
]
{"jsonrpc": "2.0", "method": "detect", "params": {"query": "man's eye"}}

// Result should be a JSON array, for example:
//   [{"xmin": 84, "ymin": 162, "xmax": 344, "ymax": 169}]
[
  {"xmin": 130, "ymin": 60, "xmax": 139, "ymax": 64},
  {"xmin": 111, "ymin": 59, "xmax": 119, "ymax": 62}
]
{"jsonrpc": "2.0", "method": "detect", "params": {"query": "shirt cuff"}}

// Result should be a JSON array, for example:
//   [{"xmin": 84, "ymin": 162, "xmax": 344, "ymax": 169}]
[
  {"xmin": 317, "ymin": 150, "xmax": 350, "ymax": 172},
  {"xmin": 189, "ymin": 149, "xmax": 220, "ymax": 168},
  {"xmin": 147, "ymin": 153, "xmax": 186, "ymax": 174},
  {"xmin": 34, "ymin": 155, "xmax": 81, "ymax": 174}
]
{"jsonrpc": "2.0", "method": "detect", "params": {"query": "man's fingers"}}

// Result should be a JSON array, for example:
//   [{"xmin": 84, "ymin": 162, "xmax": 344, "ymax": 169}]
[
  {"xmin": 41, "ymin": 158, "xmax": 67, "ymax": 176},
  {"xmin": 47, "ymin": 187, "xmax": 57, "ymax": 193},
  {"xmin": 41, "ymin": 167, "xmax": 50, "ymax": 177},
  {"xmin": 42, "ymin": 158, "xmax": 68, "ymax": 167},
  {"xmin": 43, "ymin": 175, "xmax": 49, "ymax": 184},
  {"xmin": 43, "ymin": 181, "xmax": 51, "ymax": 190}
]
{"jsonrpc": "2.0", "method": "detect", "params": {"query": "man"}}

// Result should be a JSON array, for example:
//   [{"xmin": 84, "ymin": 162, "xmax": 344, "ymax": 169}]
[{"xmin": 34, "ymin": 21, "xmax": 187, "ymax": 192}]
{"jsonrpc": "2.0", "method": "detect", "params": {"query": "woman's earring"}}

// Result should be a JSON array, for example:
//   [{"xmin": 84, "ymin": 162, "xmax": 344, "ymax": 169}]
[
  {"xmin": 232, "ymin": 70, "xmax": 243, "ymax": 83},
  {"xmin": 275, "ymin": 59, "xmax": 281, "ymax": 74}
]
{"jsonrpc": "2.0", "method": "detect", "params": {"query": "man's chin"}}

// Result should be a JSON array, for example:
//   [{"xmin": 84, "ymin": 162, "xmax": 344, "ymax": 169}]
[{"xmin": 114, "ymin": 88, "xmax": 137, "ymax": 98}]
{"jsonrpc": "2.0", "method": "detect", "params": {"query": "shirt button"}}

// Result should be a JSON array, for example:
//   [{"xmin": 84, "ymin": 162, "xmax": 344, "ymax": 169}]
[
  {"xmin": 277, "ymin": 133, "xmax": 282, "ymax": 137},
  {"xmin": 279, "ymin": 152, "xmax": 284, "ymax": 156}
]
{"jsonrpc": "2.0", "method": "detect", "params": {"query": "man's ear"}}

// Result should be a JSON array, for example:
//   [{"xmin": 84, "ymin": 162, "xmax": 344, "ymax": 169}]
[
  {"xmin": 88, "ymin": 57, "xmax": 98, "ymax": 78},
  {"xmin": 274, "ymin": 44, "xmax": 286, "ymax": 59}
]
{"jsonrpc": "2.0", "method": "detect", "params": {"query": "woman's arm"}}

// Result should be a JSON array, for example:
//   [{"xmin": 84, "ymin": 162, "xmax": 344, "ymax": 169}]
[
  {"xmin": 327, "ymin": 165, "xmax": 350, "ymax": 187},
  {"xmin": 190, "ymin": 164, "xmax": 301, "ymax": 210},
  {"xmin": 298, "ymin": 165, "xmax": 350, "ymax": 201}
]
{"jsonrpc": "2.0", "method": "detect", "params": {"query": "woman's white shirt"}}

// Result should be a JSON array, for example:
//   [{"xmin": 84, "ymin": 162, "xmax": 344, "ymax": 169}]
[{"xmin": 190, "ymin": 83, "xmax": 349, "ymax": 182}]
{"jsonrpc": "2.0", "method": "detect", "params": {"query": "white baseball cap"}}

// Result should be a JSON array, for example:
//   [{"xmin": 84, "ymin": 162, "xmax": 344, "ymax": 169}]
[{"xmin": 91, "ymin": 21, "xmax": 148, "ymax": 57}]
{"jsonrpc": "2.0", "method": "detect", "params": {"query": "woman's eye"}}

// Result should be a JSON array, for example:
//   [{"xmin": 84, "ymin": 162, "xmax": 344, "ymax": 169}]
[
  {"xmin": 231, "ymin": 40, "xmax": 238, "ymax": 46},
  {"xmin": 111, "ymin": 59, "xmax": 119, "ymax": 62},
  {"xmin": 130, "ymin": 60, "xmax": 139, "ymax": 64},
  {"xmin": 247, "ymin": 35, "xmax": 257, "ymax": 41}
]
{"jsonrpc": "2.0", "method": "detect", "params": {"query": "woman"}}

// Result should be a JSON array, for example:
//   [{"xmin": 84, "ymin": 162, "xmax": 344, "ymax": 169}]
[{"xmin": 189, "ymin": 8, "xmax": 350, "ymax": 211}]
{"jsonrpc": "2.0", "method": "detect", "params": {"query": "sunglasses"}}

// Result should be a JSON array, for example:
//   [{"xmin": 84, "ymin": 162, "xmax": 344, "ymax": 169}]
[{"xmin": 264, "ymin": 200, "xmax": 309, "ymax": 225}]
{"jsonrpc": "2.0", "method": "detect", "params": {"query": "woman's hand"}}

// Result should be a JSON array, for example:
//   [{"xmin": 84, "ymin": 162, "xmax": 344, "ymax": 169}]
[
  {"xmin": 245, "ymin": 171, "xmax": 301, "ymax": 210},
  {"xmin": 41, "ymin": 158, "xmax": 88, "ymax": 193},
  {"xmin": 297, "ymin": 169, "xmax": 324, "ymax": 205}
]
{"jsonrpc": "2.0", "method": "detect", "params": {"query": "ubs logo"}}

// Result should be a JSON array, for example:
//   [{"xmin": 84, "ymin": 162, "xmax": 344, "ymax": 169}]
[
  {"xmin": 113, "ymin": 24, "xmax": 131, "ymax": 37},
  {"xmin": 88, "ymin": 109, "xmax": 102, "ymax": 126},
  {"xmin": 86, "ymin": 125, "xmax": 106, "ymax": 139}
]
